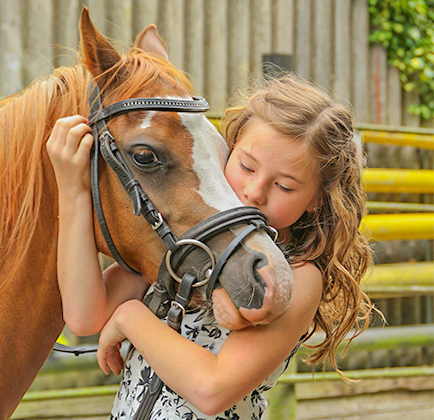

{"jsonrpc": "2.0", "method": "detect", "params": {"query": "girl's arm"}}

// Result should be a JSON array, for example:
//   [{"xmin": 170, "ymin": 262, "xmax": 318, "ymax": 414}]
[
  {"xmin": 97, "ymin": 262, "xmax": 322, "ymax": 415},
  {"xmin": 47, "ymin": 116, "xmax": 149, "ymax": 336}
]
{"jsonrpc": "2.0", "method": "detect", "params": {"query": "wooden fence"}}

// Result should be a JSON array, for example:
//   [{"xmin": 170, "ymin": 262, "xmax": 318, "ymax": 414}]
[{"xmin": 0, "ymin": 0, "xmax": 433, "ymax": 129}]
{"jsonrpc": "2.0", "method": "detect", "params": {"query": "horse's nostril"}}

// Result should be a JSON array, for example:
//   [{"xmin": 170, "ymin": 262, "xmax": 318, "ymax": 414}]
[
  {"xmin": 216, "ymin": 249, "xmax": 269, "ymax": 311},
  {"xmin": 238, "ymin": 254, "xmax": 267, "ymax": 310},
  {"xmin": 252, "ymin": 258, "xmax": 267, "ymax": 288}
]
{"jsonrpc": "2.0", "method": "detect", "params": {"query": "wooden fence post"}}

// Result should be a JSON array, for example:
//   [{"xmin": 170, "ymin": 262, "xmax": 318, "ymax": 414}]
[
  {"xmin": 105, "ymin": 0, "xmax": 133, "ymax": 51},
  {"xmin": 227, "ymin": 0, "xmax": 249, "ymax": 102},
  {"xmin": 250, "ymin": 0, "xmax": 272, "ymax": 75},
  {"xmin": 22, "ymin": 0, "xmax": 54, "ymax": 86},
  {"xmin": 204, "ymin": 0, "xmax": 227, "ymax": 114},
  {"xmin": 294, "ymin": 0, "xmax": 312, "ymax": 80},
  {"xmin": 53, "ymin": 0, "xmax": 80, "ymax": 68},
  {"xmin": 132, "ymin": 0, "xmax": 157, "ymax": 39},
  {"xmin": 0, "ymin": 0, "xmax": 22, "ymax": 97},
  {"xmin": 334, "ymin": 0, "xmax": 351, "ymax": 102},
  {"xmin": 184, "ymin": 0, "xmax": 205, "ymax": 94},
  {"xmin": 313, "ymin": 0, "xmax": 332, "ymax": 91},
  {"xmin": 272, "ymin": 0, "xmax": 294, "ymax": 56},
  {"xmin": 84, "ymin": 0, "xmax": 107, "ymax": 34},
  {"xmin": 156, "ymin": 0, "xmax": 184, "ymax": 69},
  {"xmin": 351, "ymin": 0, "xmax": 370, "ymax": 123}
]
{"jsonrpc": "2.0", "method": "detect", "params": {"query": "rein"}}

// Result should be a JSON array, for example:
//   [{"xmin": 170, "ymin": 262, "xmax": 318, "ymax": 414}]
[{"xmin": 53, "ymin": 82, "xmax": 277, "ymax": 419}]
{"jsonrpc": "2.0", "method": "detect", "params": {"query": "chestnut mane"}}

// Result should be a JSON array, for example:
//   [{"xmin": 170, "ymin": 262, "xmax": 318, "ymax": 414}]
[{"xmin": 0, "ymin": 50, "xmax": 193, "ymax": 291}]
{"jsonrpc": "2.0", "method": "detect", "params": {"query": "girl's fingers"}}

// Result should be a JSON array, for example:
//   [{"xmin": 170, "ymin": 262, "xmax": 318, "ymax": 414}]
[
  {"xmin": 97, "ymin": 346, "xmax": 124, "ymax": 376},
  {"xmin": 50, "ymin": 116, "xmax": 88, "ymax": 148},
  {"xmin": 78, "ymin": 133, "xmax": 95, "ymax": 155},
  {"xmin": 97, "ymin": 348, "xmax": 110, "ymax": 375},
  {"xmin": 64, "ymin": 122, "xmax": 92, "ymax": 156},
  {"xmin": 110, "ymin": 350, "xmax": 124, "ymax": 375}
]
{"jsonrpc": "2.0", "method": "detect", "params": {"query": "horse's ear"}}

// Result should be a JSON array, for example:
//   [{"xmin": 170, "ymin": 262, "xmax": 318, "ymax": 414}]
[
  {"xmin": 134, "ymin": 24, "xmax": 169, "ymax": 60},
  {"xmin": 79, "ymin": 7, "xmax": 124, "ymax": 89}
]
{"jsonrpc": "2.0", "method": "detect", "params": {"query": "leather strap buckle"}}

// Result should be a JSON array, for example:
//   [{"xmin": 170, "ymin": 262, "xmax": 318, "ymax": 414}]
[{"xmin": 170, "ymin": 301, "xmax": 186, "ymax": 319}]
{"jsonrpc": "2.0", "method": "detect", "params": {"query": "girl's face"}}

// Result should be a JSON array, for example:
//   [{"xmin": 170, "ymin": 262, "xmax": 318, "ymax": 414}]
[{"xmin": 225, "ymin": 118, "xmax": 319, "ymax": 238}]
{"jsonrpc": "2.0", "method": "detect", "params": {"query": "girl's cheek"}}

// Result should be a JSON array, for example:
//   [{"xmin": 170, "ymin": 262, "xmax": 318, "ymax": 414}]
[{"xmin": 225, "ymin": 166, "xmax": 239, "ymax": 191}]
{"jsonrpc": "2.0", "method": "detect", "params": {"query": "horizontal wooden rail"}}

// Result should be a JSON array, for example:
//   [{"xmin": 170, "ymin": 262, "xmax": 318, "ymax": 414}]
[
  {"xmin": 361, "ymin": 213, "xmax": 434, "ymax": 241},
  {"xmin": 17, "ymin": 384, "xmax": 119, "ymax": 402},
  {"xmin": 41, "ymin": 325, "xmax": 433, "ymax": 375},
  {"xmin": 363, "ymin": 169, "xmax": 434, "ymax": 194},
  {"xmin": 268, "ymin": 324, "xmax": 434, "ymax": 420},
  {"xmin": 361, "ymin": 261, "xmax": 434, "ymax": 297},
  {"xmin": 278, "ymin": 365, "xmax": 434, "ymax": 384},
  {"xmin": 16, "ymin": 366, "xmax": 434, "ymax": 401},
  {"xmin": 300, "ymin": 324, "xmax": 434, "ymax": 357}
]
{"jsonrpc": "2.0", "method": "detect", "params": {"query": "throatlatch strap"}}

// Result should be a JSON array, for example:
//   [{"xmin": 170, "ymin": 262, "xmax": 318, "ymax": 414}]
[{"xmin": 89, "ymin": 84, "xmax": 141, "ymax": 275}]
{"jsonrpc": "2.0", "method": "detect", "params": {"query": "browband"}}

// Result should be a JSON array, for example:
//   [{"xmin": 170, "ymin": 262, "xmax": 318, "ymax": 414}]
[{"xmin": 89, "ymin": 96, "xmax": 209, "ymax": 124}]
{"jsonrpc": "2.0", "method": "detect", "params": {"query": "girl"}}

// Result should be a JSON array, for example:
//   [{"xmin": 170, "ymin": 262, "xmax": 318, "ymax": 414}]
[{"xmin": 47, "ymin": 74, "xmax": 373, "ymax": 419}]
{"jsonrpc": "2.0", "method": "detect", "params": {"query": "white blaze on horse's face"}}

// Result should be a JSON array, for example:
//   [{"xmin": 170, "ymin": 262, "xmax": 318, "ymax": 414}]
[
  {"xmin": 179, "ymin": 113, "xmax": 243, "ymax": 211},
  {"xmin": 140, "ymin": 110, "xmax": 156, "ymax": 130}
]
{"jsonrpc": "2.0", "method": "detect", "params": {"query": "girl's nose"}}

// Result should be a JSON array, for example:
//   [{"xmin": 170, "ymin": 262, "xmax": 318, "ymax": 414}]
[{"xmin": 244, "ymin": 179, "xmax": 266, "ymax": 205}]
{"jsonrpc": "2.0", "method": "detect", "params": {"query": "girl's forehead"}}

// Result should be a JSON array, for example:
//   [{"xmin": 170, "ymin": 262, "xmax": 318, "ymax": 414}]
[{"xmin": 239, "ymin": 118, "xmax": 314, "ymax": 162}]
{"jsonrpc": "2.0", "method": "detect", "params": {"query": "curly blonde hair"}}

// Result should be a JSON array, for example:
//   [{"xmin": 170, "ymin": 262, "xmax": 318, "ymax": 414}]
[{"xmin": 222, "ymin": 74, "xmax": 374, "ymax": 376}]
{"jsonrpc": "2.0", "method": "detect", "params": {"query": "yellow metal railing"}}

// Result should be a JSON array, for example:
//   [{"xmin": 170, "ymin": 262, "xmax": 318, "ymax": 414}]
[
  {"xmin": 363, "ymin": 168, "xmax": 434, "ymax": 194},
  {"xmin": 361, "ymin": 130, "xmax": 434, "ymax": 150},
  {"xmin": 362, "ymin": 261, "xmax": 434, "ymax": 297},
  {"xmin": 361, "ymin": 213, "xmax": 434, "ymax": 241}
]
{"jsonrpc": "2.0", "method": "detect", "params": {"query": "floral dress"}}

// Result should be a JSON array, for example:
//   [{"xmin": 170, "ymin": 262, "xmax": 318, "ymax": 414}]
[{"xmin": 111, "ymin": 296, "xmax": 303, "ymax": 420}]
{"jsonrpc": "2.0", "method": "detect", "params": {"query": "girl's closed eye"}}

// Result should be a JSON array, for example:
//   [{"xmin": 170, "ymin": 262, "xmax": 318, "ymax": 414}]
[
  {"xmin": 277, "ymin": 183, "xmax": 293, "ymax": 192},
  {"xmin": 240, "ymin": 161, "xmax": 254, "ymax": 172}
]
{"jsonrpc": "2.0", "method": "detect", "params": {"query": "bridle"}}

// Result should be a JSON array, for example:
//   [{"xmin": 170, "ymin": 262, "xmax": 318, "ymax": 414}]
[{"xmin": 87, "ymin": 82, "xmax": 278, "ymax": 314}]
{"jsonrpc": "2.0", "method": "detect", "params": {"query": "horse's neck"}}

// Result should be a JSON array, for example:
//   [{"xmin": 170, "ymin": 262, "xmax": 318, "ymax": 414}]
[
  {"xmin": 0, "ymin": 119, "xmax": 64, "ymax": 420},
  {"xmin": 0, "ymin": 69, "xmax": 94, "ymax": 417}
]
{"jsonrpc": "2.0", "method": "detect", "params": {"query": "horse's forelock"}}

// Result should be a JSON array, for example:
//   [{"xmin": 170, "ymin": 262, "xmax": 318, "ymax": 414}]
[{"xmin": 97, "ymin": 50, "xmax": 194, "ymax": 102}]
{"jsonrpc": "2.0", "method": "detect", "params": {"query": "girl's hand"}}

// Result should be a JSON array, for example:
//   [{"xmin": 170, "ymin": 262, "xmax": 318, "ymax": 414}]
[
  {"xmin": 97, "ymin": 307, "xmax": 127, "ymax": 376},
  {"xmin": 46, "ymin": 115, "xmax": 94, "ymax": 194}
]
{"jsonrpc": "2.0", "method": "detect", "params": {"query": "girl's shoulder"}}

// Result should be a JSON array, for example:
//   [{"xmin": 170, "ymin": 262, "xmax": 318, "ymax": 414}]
[
  {"xmin": 290, "ymin": 260, "xmax": 322, "ymax": 278},
  {"xmin": 289, "ymin": 261, "xmax": 323, "ymax": 306}
]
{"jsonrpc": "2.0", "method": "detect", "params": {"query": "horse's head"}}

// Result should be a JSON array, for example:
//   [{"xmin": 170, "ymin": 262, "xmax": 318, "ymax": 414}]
[{"xmin": 80, "ymin": 8, "xmax": 293, "ymax": 329}]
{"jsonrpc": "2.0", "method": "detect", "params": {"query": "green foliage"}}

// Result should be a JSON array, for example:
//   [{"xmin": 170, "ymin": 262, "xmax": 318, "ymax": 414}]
[{"xmin": 368, "ymin": 0, "xmax": 434, "ymax": 120}]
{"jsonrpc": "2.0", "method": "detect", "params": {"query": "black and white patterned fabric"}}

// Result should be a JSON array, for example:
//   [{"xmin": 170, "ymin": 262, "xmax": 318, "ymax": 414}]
[{"xmin": 111, "ymin": 288, "xmax": 303, "ymax": 420}]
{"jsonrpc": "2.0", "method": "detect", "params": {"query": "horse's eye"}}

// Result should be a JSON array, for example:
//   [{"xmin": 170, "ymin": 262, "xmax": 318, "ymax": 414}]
[{"xmin": 132, "ymin": 148, "xmax": 159, "ymax": 167}]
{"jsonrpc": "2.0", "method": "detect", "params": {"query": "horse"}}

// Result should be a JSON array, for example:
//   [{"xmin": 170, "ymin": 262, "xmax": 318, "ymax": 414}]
[{"xmin": 0, "ymin": 8, "xmax": 293, "ymax": 418}]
